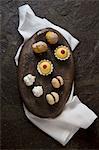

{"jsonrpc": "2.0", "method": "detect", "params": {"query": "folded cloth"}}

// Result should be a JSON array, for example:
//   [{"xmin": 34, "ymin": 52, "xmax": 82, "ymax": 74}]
[{"xmin": 15, "ymin": 4, "xmax": 97, "ymax": 146}]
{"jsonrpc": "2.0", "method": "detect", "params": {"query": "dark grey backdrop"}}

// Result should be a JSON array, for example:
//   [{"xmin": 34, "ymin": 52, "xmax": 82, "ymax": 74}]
[{"xmin": 1, "ymin": 0, "xmax": 99, "ymax": 149}]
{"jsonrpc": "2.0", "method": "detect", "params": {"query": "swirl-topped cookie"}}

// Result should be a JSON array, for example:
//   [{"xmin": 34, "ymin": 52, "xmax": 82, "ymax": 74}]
[
  {"xmin": 37, "ymin": 59, "xmax": 53, "ymax": 76},
  {"xmin": 54, "ymin": 45, "xmax": 70, "ymax": 61}
]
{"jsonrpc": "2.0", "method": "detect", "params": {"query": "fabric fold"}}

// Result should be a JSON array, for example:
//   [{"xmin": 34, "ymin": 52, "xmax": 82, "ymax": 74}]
[{"xmin": 15, "ymin": 4, "xmax": 98, "ymax": 146}]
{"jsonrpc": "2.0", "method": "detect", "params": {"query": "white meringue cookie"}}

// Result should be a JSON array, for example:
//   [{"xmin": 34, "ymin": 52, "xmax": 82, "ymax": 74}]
[
  {"xmin": 32, "ymin": 86, "xmax": 43, "ymax": 97},
  {"xmin": 23, "ymin": 74, "xmax": 36, "ymax": 86}
]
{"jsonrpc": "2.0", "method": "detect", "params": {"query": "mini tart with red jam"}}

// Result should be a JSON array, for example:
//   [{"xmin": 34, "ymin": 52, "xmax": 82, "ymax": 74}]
[
  {"xmin": 54, "ymin": 45, "xmax": 71, "ymax": 61},
  {"xmin": 37, "ymin": 60, "xmax": 53, "ymax": 76}
]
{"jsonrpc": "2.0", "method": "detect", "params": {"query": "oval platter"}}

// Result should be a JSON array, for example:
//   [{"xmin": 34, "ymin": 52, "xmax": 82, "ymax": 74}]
[{"xmin": 18, "ymin": 28, "xmax": 74, "ymax": 118}]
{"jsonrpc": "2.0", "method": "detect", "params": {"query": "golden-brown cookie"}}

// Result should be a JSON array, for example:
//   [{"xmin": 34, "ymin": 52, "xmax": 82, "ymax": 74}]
[
  {"xmin": 32, "ymin": 41, "xmax": 48, "ymax": 53},
  {"xmin": 51, "ymin": 76, "xmax": 64, "ymax": 88},
  {"xmin": 46, "ymin": 31, "xmax": 58, "ymax": 44},
  {"xmin": 46, "ymin": 92, "xmax": 59, "ymax": 105}
]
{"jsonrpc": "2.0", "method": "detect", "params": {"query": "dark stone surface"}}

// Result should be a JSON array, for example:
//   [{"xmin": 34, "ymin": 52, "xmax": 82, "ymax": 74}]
[{"xmin": 1, "ymin": 0, "xmax": 99, "ymax": 149}]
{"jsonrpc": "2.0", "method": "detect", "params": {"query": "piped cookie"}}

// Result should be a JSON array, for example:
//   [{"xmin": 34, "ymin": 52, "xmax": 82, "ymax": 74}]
[
  {"xmin": 32, "ymin": 41, "xmax": 48, "ymax": 53},
  {"xmin": 37, "ymin": 59, "xmax": 53, "ymax": 76},
  {"xmin": 54, "ymin": 45, "xmax": 70, "ymax": 61},
  {"xmin": 46, "ymin": 31, "xmax": 59, "ymax": 44},
  {"xmin": 23, "ymin": 74, "xmax": 36, "ymax": 86},
  {"xmin": 46, "ymin": 92, "xmax": 59, "ymax": 105},
  {"xmin": 51, "ymin": 76, "xmax": 64, "ymax": 88}
]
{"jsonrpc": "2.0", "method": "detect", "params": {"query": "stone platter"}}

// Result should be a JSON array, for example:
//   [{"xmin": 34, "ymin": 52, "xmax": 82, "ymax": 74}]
[{"xmin": 18, "ymin": 28, "xmax": 74, "ymax": 118}]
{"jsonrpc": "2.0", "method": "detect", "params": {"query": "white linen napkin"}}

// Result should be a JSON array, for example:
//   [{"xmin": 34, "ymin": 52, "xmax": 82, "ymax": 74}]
[{"xmin": 15, "ymin": 4, "xmax": 97, "ymax": 146}]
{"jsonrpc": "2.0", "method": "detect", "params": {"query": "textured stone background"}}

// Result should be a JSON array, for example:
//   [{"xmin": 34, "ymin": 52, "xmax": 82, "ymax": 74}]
[{"xmin": 1, "ymin": 0, "xmax": 99, "ymax": 149}]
